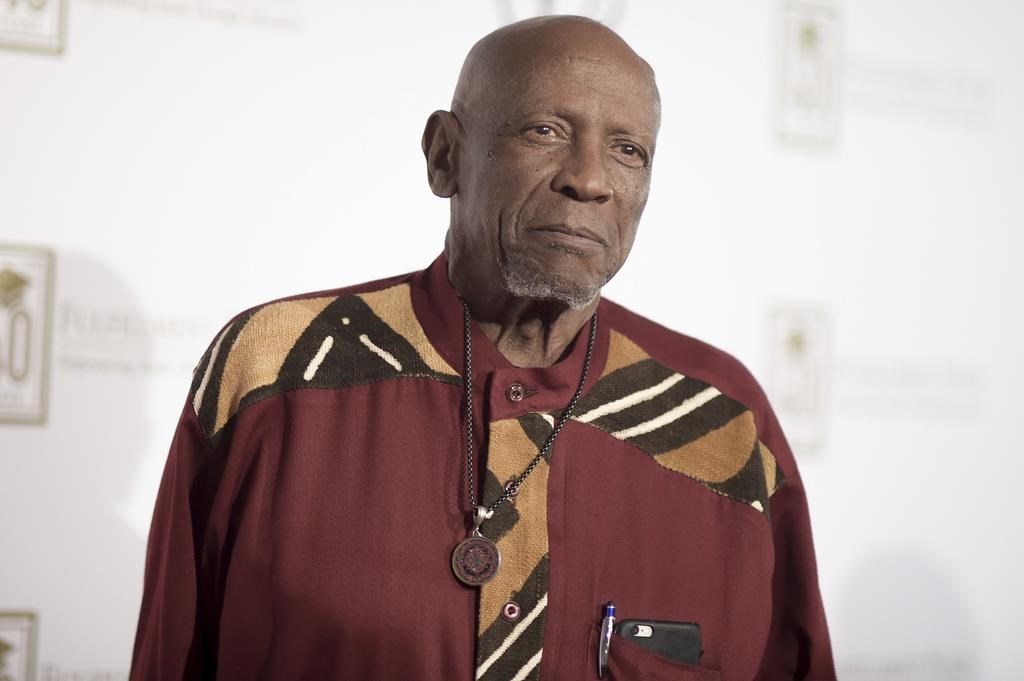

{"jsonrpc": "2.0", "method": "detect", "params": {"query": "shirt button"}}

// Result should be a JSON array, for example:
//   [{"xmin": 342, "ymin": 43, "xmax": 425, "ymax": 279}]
[
  {"xmin": 502, "ymin": 601, "xmax": 521, "ymax": 622},
  {"xmin": 505, "ymin": 383, "xmax": 526, "ymax": 403}
]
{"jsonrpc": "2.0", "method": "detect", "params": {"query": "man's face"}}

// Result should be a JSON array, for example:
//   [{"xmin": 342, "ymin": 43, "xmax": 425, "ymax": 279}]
[{"xmin": 453, "ymin": 49, "xmax": 659, "ymax": 308}]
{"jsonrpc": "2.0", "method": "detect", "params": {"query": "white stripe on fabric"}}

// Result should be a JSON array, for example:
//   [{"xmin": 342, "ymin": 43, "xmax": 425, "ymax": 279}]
[
  {"xmin": 611, "ymin": 387, "xmax": 721, "ymax": 439},
  {"xmin": 192, "ymin": 321, "xmax": 234, "ymax": 414},
  {"xmin": 475, "ymin": 593, "xmax": 548, "ymax": 680},
  {"xmin": 303, "ymin": 335, "xmax": 334, "ymax": 381},
  {"xmin": 358, "ymin": 334, "xmax": 402, "ymax": 371},
  {"xmin": 575, "ymin": 373, "xmax": 685, "ymax": 423},
  {"xmin": 509, "ymin": 649, "xmax": 544, "ymax": 681}
]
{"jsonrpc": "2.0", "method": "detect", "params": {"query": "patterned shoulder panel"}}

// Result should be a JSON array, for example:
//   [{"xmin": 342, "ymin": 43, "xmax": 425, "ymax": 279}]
[
  {"xmin": 188, "ymin": 283, "xmax": 459, "ymax": 445},
  {"xmin": 570, "ymin": 330, "xmax": 785, "ymax": 517}
]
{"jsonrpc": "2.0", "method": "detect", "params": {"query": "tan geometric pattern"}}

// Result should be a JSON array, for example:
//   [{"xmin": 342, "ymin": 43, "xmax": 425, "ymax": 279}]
[
  {"xmin": 570, "ymin": 330, "xmax": 785, "ymax": 516},
  {"xmin": 360, "ymin": 285, "xmax": 455, "ymax": 377},
  {"xmin": 188, "ymin": 283, "xmax": 459, "ymax": 444},
  {"xmin": 211, "ymin": 295, "xmax": 335, "ymax": 435},
  {"xmin": 655, "ymin": 411, "xmax": 758, "ymax": 483},
  {"xmin": 474, "ymin": 417, "xmax": 554, "ymax": 681}
]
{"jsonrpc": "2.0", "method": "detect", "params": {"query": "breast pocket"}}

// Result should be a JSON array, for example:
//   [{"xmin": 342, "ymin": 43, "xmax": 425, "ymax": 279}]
[{"xmin": 587, "ymin": 625, "xmax": 722, "ymax": 681}]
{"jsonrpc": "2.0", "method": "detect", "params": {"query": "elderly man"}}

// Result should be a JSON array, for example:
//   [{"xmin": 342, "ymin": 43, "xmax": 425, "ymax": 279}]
[{"xmin": 131, "ymin": 15, "xmax": 834, "ymax": 681}]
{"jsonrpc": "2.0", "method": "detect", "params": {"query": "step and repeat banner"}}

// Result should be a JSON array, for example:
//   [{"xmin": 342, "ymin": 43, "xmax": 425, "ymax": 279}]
[{"xmin": 2, "ymin": 1, "xmax": 1021, "ymax": 679}]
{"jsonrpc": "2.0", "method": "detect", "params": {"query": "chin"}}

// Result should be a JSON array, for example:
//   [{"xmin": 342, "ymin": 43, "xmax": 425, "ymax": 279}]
[{"xmin": 500, "ymin": 251, "xmax": 607, "ymax": 309}]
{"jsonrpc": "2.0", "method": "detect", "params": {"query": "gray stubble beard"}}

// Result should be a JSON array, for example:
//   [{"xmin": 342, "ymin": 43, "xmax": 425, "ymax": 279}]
[{"xmin": 499, "ymin": 251, "xmax": 605, "ymax": 311}]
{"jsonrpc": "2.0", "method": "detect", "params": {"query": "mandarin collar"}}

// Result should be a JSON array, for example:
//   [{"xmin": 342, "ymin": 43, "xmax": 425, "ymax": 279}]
[{"xmin": 410, "ymin": 254, "xmax": 610, "ymax": 415}]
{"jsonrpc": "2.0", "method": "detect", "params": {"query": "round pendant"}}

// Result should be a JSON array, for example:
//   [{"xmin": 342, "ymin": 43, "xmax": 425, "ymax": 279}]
[{"xmin": 451, "ymin": 534, "xmax": 501, "ymax": 586}]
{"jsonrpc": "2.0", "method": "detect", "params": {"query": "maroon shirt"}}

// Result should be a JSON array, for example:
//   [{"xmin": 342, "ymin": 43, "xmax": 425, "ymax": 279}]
[{"xmin": 130, "ymin": 256, "xmax": 835, "ymax": 681}]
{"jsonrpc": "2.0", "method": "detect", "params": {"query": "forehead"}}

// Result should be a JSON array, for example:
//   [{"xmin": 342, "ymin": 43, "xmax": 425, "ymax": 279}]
[{"xmin": 494, "ymin": 52, "xmax": 659, "ymax": 134}]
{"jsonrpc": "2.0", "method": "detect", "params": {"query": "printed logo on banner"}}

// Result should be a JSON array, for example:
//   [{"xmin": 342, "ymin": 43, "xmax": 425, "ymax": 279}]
[
  {"xmin": 39, "ymin": 664, "xmax": 128, "ymax": 681},
  {"xmin": 766, "ymin": 305, "xmax": 831, "ymax": 454},
  {"xmin": 0, "ymin": 612, "xmax": 37, "ymax": 681},
  {"xmin": 495, "ymin": 0, "xmax": 627, "ymax": 27},
  {"xmin": 0, "ymin": 246, "xmax": 55, "ymax": 425},
  {"xmin": 778, "ymin": 0, "xmax": 843, "ymax": 145},
  {"xmin": 845, "ymin": 58, "xmax": 992, "ymax": 128},
  {"xmin": 0, "ymin": 0, "xmax": 66, "ymax": 53},
  {"xmin": 79, "ymin": 0, "xmax": 298, "ymax": 30}
]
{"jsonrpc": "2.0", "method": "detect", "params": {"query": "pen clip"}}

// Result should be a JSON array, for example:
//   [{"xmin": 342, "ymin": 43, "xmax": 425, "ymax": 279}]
[{"xmin": 598, "ymin": 601, "xmax": 616, "ymax": 678}]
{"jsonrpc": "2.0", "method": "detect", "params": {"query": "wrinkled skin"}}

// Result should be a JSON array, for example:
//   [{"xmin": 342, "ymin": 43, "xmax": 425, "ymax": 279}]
[{"xmin": 423, "ymin": 15, "xmax": 660, "ymax": 367}]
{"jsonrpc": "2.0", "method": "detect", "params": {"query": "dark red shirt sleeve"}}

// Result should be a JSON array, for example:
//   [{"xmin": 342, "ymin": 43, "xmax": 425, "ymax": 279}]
[
  {"xmin": 130, "ymin": 403, "xmax": 211, "ymax": 681},
  {"xmin": 754, "ymin": 398, "xmax": 836, "ymax": 681}
]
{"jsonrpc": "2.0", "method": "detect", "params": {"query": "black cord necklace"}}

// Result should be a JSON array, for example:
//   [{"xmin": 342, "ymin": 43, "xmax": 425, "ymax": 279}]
[{"xmin": 451, "ymin": 300, "xmax": 598, "ymax": 587}]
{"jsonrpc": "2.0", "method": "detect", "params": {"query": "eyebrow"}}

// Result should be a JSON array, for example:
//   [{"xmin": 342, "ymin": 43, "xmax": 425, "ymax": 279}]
[{"xmin": 506, "ymin": 108, "xmax": 653, "ymax": 138}]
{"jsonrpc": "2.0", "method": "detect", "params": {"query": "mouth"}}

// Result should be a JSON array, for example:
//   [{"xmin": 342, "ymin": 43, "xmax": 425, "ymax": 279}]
[{"xmin": 528, "ymin": 224, "xmax": 608, "ymax": 249}]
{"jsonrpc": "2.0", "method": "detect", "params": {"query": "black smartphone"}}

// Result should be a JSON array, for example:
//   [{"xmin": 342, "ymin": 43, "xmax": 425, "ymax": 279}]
[{"xmin": 613, "ymin": 618, "xmax": 702, "ymax": 666}]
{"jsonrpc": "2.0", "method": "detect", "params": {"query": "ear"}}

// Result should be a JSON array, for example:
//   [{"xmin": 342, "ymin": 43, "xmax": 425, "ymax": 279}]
[{"xmin": 421, "ymin": 110, "xmax": 460, "ymax": 198}]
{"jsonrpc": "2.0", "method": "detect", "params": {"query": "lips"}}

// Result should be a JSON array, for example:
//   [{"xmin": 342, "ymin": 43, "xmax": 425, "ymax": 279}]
[{"xmin": 529, "ymin": 223, "xmax": 608, "ymax": 247}]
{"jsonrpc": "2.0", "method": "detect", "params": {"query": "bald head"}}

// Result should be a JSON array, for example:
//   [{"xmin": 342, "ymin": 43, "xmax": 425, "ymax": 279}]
[
  {"xmin": 452, "ymin": 15, "xmax": 660, "ymax": 131},
  {"xmin": 422, "ymin": 15, "xmax": 660, "ymax": 316}
]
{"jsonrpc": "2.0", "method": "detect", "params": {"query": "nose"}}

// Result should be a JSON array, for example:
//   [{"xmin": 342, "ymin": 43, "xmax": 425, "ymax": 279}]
[{"xmin": 551, "ymin": 144, "xmax": 613, "ymax": 204}]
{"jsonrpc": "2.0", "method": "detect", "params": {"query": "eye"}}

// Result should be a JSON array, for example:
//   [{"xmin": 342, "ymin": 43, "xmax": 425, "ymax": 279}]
[
  {"xmin": 522, "ymin": 123, "xmax": 566, "ymax": 142},
  {"xmin": 524, "ymin": 124, "xmax": 561, "ymax": 141},
  {"xmin": 615, "ymin": 142, "xmax": 648, "ymax": 168}
]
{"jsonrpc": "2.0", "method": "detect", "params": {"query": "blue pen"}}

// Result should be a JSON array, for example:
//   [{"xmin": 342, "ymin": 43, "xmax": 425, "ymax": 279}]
[{"xmin": 598, "ymin": 601, "xmax": 616, "ymax": 678}]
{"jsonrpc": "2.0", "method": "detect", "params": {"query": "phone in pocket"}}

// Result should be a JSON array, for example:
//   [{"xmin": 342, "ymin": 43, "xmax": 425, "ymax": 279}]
[{"xmin": 613, "ymin": 618, "xmax": 702, "ymax": 666}]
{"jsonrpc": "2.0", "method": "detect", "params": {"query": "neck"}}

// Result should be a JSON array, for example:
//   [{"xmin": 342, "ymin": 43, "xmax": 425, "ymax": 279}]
[
  {"xmin": 448, "ymin": 262, "xmax": 598, "ymax": 369},
  {"xmin": 474, "ymin": 296, "xmax": 598, "ymax": 368}
]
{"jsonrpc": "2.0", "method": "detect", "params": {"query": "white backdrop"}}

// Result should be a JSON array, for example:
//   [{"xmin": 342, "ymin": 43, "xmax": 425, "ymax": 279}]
[{"xmin": 1, "ymin": 1, "xmax": 1022, "ymax": 679}]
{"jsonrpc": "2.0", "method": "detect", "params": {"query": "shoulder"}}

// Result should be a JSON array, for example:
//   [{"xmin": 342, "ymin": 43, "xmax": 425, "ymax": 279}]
[
  {"xmin": 585, "ymin": 298, "xmax": 789, "ymax": 516},
  {"xmin": 187, "ymin": 270, "xmax": 457, "ymax": 444},
  {"xmin": 600, "ymin": 298, "xmax": 772, "ymax": 420}
]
